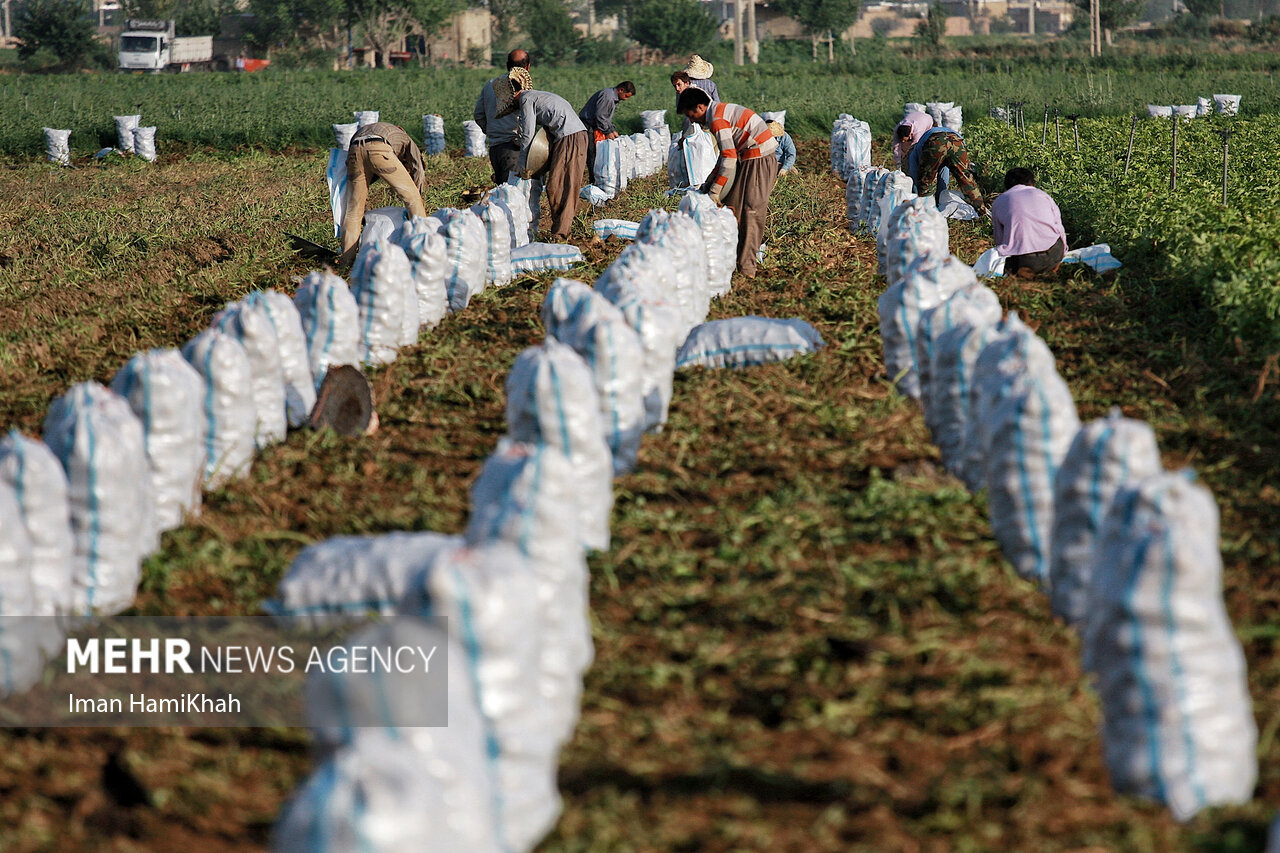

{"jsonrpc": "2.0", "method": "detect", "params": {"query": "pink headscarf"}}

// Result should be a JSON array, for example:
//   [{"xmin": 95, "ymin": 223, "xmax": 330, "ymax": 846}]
[{"xmin": 893, "ymin": 111, "xmax": 935, "ymax": 166}]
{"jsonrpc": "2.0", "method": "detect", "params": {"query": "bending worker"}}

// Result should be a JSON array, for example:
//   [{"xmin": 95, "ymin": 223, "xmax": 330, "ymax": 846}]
[
  {"xmin": 511, "ymin": 68, "xmax": 588, "ymax": 242},
  {"xmin": 678, "ymin": 87, "xmax": 778, "ymax": 279},
  {"xmin": 991, "ymin": 167, "xmax": 1067, "ymax": 278},
  {"xmin": 579, "ymin": 80, "xmax": 635, "ymax": 184},
  {"xmin": 474, "ymin": 48, "xmax": 531, "ymax": 185},
  {"xmin": 894, "ymin": 110, "xmax": 987, "ymax": 217},
  {"xmin": 337, "ymin": 121, "xmax": 426, "ymax": 266}
]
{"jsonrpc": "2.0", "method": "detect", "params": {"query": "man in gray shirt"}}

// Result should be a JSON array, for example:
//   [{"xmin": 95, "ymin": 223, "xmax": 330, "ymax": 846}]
[
  {"xmin": 512, "ymin": 70, "xmax": 588, "ymax": 241},
  {"xmin": 579, "ymin": 80, "xmax": 635, "ymax": 183},
  {"xmin": 473, "ymin": 48, "xmax": 530, "ymax": 184}
]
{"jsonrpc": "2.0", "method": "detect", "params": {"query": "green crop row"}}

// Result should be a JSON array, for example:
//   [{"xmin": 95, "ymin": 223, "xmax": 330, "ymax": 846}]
[
  {"xmin": 965, "ymin": 115, "xmax": 1280, "ymax": 349},
  {"xmin": 3, "ymin": 60, "xmax": 1280, "ymax": 156}
]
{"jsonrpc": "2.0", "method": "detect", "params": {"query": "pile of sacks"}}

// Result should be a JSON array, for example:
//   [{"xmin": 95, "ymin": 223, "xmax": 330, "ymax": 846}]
[
  {"xmin": 582, "ymin": 110, "xmax": 672, "ymax": 206},
  {"xmin": 864, "ymin": 180, "xmax": 1257, "ymax": 821},
  {"xmin": 44, "ymin": 113, "xmax": 159, "ymax": 166},
  {"xmin": 268, "ymin": 195, "xmax": 749, "ymax": 852},
  {"xmin": 904, "ymin": 100, "xmax": 964, "ymax": 132},
  {"xmin": 1147, "ymin": 95, "xmax": 1240, "ymax": 118},
  {"xmin": 830, "ymin": 114, "xmax": 873, "ymax": 180}
]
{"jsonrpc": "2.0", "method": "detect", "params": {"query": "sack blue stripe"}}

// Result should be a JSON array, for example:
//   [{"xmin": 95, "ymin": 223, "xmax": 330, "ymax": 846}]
[
  {"xmin": 307, "ymin": 758, "xmax": 339, "ymax": 852},
  {"xmin": 85, "ymin": 408, "xmax": 100, "ymax": 613},
  {"xmin": 453, "ymin": 569, "xmax": 506, "ymax": 848},
  {"xmin": 676, "ymin": 341, "xmax": 810, "ymax": 368},
  {"xmin": 201, "ymin": 339, "xmax": 218, "ymax": 480},
  {"xmin": 1124, "ymin": 510, "xmax": 1167, "ymax": 803}
]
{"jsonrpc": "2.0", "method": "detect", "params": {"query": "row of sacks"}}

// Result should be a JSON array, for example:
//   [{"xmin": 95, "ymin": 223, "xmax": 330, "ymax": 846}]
[
  {"xmin": 904, "ymin": 101, "xmax": 964, "ymax": 132},
  {"xmin": 268, "ymin": 193, "xmax": 746, "ymax": 852},
  {"xmin": 872, "ymin": 217, "xmax": 1257, "ymax": 819},
  {"xmin": 829, "ymin": 114, "xmax": 873, "ymax": 181},
  {"xmin": 583, "ymin": 125, "xmax": 673, "ymax": 205},
  {"xmin": 44, "ymin": 123, "xmax": 158, "ymax": 166},
  {"xmin": 1147, "ymin": 95, "xmax": 1240, "ymax": 118},
  {"xmin": 333, "ymin": 111, "xmax": 464, "ymax": 159}
]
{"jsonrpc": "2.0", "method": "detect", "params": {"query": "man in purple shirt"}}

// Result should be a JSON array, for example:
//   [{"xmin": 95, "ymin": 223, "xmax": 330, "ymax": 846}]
[{"xmin": 991, "ymin": 167, "xmax": 1067, "ymax": 278}]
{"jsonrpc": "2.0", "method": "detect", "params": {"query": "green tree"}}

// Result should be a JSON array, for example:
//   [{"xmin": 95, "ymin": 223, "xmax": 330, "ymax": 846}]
[
  {"xmin": 1070, "ymin": 0, "xmax": 1143, "ymax": 31},
  {"xmin": 246, "ymin": 0, "xmax": 345, "ymax": 51},
  {"xmin": 771, "ymin": 0, "xmax": 861, "ymax": 59},
  {"xmin": 14, "ymin": 0, "xmax": 102, "ymax": 69},
  {"xmin": 521, "ymin": 0, "xmax": 583, "ymax": 64},
  {"xmin": 627, "ymin": 0, "xmax": 717, "ymax": 55},
  {"xmin": 348, "ymin": 0, "xmax": 465, "ymax": 67},
  {"xmin": 914, "ymin": 0, "xmax": 946, "ymax": 47}
]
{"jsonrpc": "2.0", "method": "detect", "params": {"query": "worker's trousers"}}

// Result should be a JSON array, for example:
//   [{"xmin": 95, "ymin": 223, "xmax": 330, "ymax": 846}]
[
  {"xmin": 544, "ymin": 130, "xmax": 588, "ymax": 241},
  {"xmin": 339, "ymin": 139, "xmax": 427, "ymax": 263},
  {"xmin": 722, "ymin": 155, "xmax": 778, "ymax": 278}
]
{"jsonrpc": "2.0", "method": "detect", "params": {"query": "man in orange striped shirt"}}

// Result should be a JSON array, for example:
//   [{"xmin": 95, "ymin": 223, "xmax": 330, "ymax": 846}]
[{"xmin": 678, "ymin": 88, "xmax": 779, "ymax": 279}]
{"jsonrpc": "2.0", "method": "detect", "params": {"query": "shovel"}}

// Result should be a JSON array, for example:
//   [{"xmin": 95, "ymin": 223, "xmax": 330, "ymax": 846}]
[{"xmin": 285, "ymin": 232, "xmax": 338, "ymax": 263}]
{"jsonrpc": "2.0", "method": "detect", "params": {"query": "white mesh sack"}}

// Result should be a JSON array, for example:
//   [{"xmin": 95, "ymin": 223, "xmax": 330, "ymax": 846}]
[
  {"xmin": 761, "ymin": 110, "xmax": 787, "ymax": 127},
  {"xmin": 401, "ymin": 541, "xmax": 562, "ymax": 853},
  {"xmin": 274, "ymin": 722, "xmax": 500, "ymax": 853},
  {"xmin": 638, "ymin": 208, "xmax": 713, "ymax": 332},
  {"xmin": 915, "ymin": 282, "xmax": 1002, "ymax": 420},
  {"xmin": 904, "ymin": 102, "xmax": 928, "ymax": 118},
  {"xmin": 676, "ymin": 192, "xmax": 736, "ymax": 299},
  {"xmin": 510, "ymin": 242, "xmax": 584, "ymax": 274},
  {"xmin": 864, "ymin": 169, "xmax": 895, "ymax": 236},
  {"xmin": 181, "ymin": 328, "xmax": 257, "ymax": 488},
  {"xmin": 114, "ymin": 114, "xmax": 140, "ymax": 153},
  {"xmin": 1084, "ymin": 471, "xmax": 1257, "ymax": 821},
  {"xmin": 1213, "ymin": 94, "xmax": 1241, "ymax": 115},
  {"xmin": 845, "ymin": 166, "xmax": 874, "ymax": 232},
  {"xmin": 595, "ymin": 243, "xmax": 685, "ymax": 432},
  {"xmin": 884, "ymin": 195, "xmax": 951, "ymax": 288},
  {"xmin": 43, "ymin": 383, "xmax": 154, "ymax": 619},
  {"xmin": 326, "ymin": 148, "xmax": 348, "ymax": 239},
  {"xmin": 466, "ymin": 439, "xmax": 592, "ymax": 748},
  {"xmin": 132, "ymin": 126, "xmax": 157, "ymax": 162},
  {"xmin": 43, "ymin": 128, "xmax": 70, "ymax": 166},
  {"xmin": 506, "ymin": 340, "xmax": 612, "ymax": 551},
  {"xmin": 926, "ymin": 101, "xmax": 962, "ymax": 131},
  {"xmin": 929, "ymin": 319, "xmax": 1005, "ymax": 483},
  {"xmin": 982, "ymin": 361, "xmax": 1080, "ymax": 588},
  {"xmin": 0, "ymin": 483, "xmax": 40, "ymax": 696},
  {"xmin": 472, "ymin": 200, "xmax": 515, "ymax": 287},
  {"xmin": 436, "ymin": 207, "xmax": 488, "ymax": 312},
  {"xmin": 266, "ymin": 531, "xmax": 460, "ymax": 631},
  {"xmin": 593, "ymin": 219, "xmax": 640, "ymax": 241},
  {"xmin": 875, "ymin": 172, "xmax": 917, "ymax": 261},
  {"xmin": 0, "ymin": 432, "xmax": 72, "ymax": 658},
  {"xmin": 463, "ymin": 120, "xmax": 487, "ymax": 157},
  {"xmin": 358, "ymin": 205, "xmax": 408, "ymax": 251},
  {"xmin": 857, "ymin": 167, "xmax": 889, "ymax": 233},
  {"xmin": 350, "ymin": 238, "xmax": 419, "ymax": 365},
  {"xmin": 878, "ymin": 251, "xmax": 976, "ymax": 401},
  {"xmin": 422, "ymin": 113, "xmax": 447, "ymax": 155},
  {"xmin": 641, "ymin": 109, "xmax": 667, "ymax": 130},
  {"xmin": 294, "ymin": 271, "xmax": 362, "ymax": 390},
  {"xmin": 840, "ymin": 119, "xmax": 873, "ymax": 177},
  {"xmin": 257, "ymin": 290, "xmax": 316, "ymax": 429},
  {"xmin": 487, "ymin": 183, "xmax": 531, "ymax": 250},
  {"xmin": 1049, "ymin": 410, "xmax": 1162, "ymax": 629},
  {"xmin": 110, "ymin": 349, "xmax": 207, "ymax": 533},
  {"xmin": 542, "ymin": 278, "xmax": 647, "ymax": 475},
  {"xmin": 213, "ymin": 298, "xmax": 287, "ymax": 447},
  {"xmin": 332, "ymin": 122, "xmax": 358, "ymax": 149},
  {"xmin": 592, "ymin": 137, "xmax": 623, "ymax": 199},
  {"xmin": 677, "ymin": 317, "xmax": 825, "ymax": 370},
  {"xmin": 353, "ymin": 110, "xmax": 379, "ymax": 128},
  {"xmin": 1196, "ymin": 97, "xmax": 1213, "ymax": 117},
  {"xmin": 505, "ymin": 175, "xmax": 543, "ymax": 243},
  {"xmin": 395, "ymin": 215, "xmax": 449, "ymax": 329}
]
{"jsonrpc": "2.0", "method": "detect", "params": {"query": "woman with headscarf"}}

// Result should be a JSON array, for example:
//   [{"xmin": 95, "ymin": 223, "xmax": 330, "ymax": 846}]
[{"xmin": 893, "ymin": 110, "xmax": 987, "ymax": 217}]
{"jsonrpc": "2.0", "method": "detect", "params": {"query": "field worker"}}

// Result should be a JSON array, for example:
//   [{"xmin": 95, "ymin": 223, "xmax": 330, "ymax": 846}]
[
  {"xmin": 681, "ymin": 55, "xmax": 720, "ymax": 101},
  {"xmin": 579, "ymin": 80, "xmax": 636, "ymax": 183},
  {"xmin": 769, "ymin": 121, "xmax": 797, "ymax": 174},
  {"xmin": 678, "ymin": 87, "xmax": 778, "ymax": 279},
  {"xmin": 671, "ymin": 66, "xmax": 720, "ymax": 136},
  {"xmin": 894, "ymin": 110, "xmax": 987, "ymax": 217},
  {"xmin": 337, "ymin": 122, "xmax": 426, "ymax": 266},
  {"xmin": 511, "ymin": 68, "xmax": 589, "ymax": 241},
  {"xmin": 991, "ymin": 167, "xmax": 1067, "ymax": 278},
  {"xmin": 474, "ymin": 48, "xmax": 532, "ymax": 184}
]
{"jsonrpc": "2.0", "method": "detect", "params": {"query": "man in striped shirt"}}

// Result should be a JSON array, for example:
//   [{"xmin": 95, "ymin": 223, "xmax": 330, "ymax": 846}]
[{"xmin": 678, "ymin": 88, "xmax": 778, "ymax": 278}]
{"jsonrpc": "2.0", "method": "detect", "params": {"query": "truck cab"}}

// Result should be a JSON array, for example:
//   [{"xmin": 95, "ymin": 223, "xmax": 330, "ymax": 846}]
[{"xmin": 118, "ymin": 19, "xmax": 174, "ymax": 72}]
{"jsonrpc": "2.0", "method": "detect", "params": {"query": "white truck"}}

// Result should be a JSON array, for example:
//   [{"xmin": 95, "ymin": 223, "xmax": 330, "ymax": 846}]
[{"xmin": 118, "ymin": 19, "xmax": 217, "ymax": 72}]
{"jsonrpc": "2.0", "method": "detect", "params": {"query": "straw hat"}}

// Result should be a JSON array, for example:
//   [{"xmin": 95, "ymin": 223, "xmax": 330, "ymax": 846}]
[
  {"xmin": 684, "ymin": 54, "xmax": 714, "ymax": 80},
  {"xmin": 766, "ymin": 121, "xmax": 784, "ymax": 138}
]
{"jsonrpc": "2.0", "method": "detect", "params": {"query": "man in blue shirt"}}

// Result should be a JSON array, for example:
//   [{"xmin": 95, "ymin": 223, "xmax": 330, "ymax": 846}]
[
  {"xmin": 579, "ymin": 81, "xmax": 635, "ymax": 183},
  {"xmin": 768, "ymin": 121, "xmax": 796, "ymax": 174}
]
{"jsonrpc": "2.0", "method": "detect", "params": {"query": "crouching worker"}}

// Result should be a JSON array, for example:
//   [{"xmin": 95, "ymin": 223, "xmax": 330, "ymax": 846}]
[
  {"xmin": 991, "ymin": 167, "xmax": 1067, "ymax": 278},
  {"xmin": 894, "ymin": 110, "xmax": 987, "ymax": 217},
  {"xmin": 511, "ymin": 67, "xmax": 589, "ymax": 241},
  {"xmin": 337, "ymin": 122, "xmax": 428, "ymax": 266},
  {"xmin": 678, "ymin": 87, "xmax": 778, "ymax": 279}
]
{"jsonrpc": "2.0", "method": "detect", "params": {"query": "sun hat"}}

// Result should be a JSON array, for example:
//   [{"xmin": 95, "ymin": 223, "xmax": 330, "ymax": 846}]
[
  {"xmin": 684, "ymin": 54, "xmax": 714, "ymax": 80},
  {"xmin": 508, "ymin": 66, "xmax": 533, "ymax": 94},
  {"xmin": 767, "ymin": 121, "xmax": 784, "ymax": 138}
]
